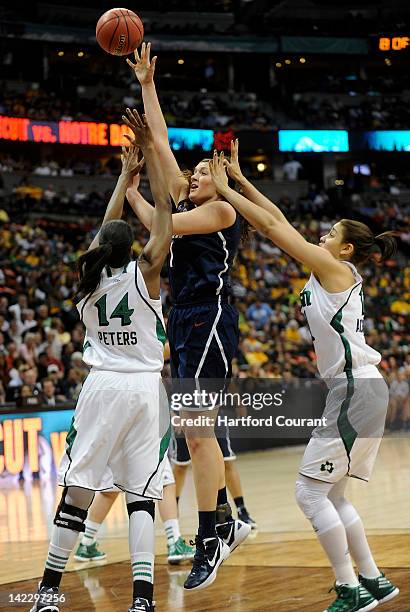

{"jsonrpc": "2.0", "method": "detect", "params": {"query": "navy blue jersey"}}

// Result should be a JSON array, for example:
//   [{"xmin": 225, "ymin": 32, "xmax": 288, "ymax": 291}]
[{"xmin": 168, "ymin": 199, "xmax": 241, "ymax": 305}]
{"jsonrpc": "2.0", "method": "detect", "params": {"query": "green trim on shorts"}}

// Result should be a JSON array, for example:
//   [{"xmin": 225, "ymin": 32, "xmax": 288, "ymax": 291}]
[
  {"xmin": 159, "ymin": 424, "xmax": 171, "ymax": 463},
  {"xmin": 330, "ymin": 285, "xmax": 361, "ymax": 458}
]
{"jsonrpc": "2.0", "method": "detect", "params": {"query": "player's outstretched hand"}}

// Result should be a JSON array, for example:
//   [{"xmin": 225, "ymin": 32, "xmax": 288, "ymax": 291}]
[
  {"xmin": 126, "ymin": 42, "xmax": 157, "ymax": 85},
  {"xmin": 120, "ymin": 143, "xmax": 145, "ymax": 184},
  {"xmin": 209, "ymin": 149, "xmax": 229, "ymax": 195},
  {"xmin": 224, "ymin": 139, "xmax": 244, "ymax": 183},
  {"xmin": 122, "ymin": 108, "xmax": 153, "ymax": 150}
]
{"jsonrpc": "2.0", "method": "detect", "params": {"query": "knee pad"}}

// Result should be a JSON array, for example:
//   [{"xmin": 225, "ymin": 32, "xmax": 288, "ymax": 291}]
[
  {"xmin": 54, "ymin": 488, "xmax": 87, "ymax": 532},
  {"xmin": 295, "ymin": 479, "xmax": 329, "ymax": 520},
  {"xmin": 127, "ymin": 500, "xmax": 155, "ymax": 521}
]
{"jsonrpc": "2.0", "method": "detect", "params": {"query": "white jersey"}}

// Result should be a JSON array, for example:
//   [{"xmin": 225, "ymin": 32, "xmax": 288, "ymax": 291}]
[
  {"xmin": 77, "ymin": 261, "xmax": 165, "ymax": 373},
  {"xmin": 300, "ymin": 262, "xmax": 381, "ymax": 379}
]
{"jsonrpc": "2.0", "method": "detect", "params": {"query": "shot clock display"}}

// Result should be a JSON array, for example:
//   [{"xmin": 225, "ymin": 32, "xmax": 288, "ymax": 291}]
[{"xmin": 378, "ymin": 36, "xmax": 410, "ymax": 51}]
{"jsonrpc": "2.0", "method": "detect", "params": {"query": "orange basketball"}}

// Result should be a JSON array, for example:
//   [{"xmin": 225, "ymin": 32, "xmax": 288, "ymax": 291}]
[{"xmin": 96, "ymin": 8, "xmax": 144, "ymax": 56}]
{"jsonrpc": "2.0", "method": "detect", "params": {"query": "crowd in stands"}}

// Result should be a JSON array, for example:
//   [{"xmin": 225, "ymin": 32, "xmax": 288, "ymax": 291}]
[
  {"xmin": 0, "ymin": 181, "xmax": 408, "ymax": 427},
  {"xmin": 288, "ymin": 95, "xmax": 410, "ymax": 130},
  {"xmin": 0, "ymin": 154, "xmax": 122, "ymax": 179},
  {"xmin": 4, "ymin": 71, "xmax": 410, "ymax": 130},
  {"xmin": 0, "ymin": 83, "xmax": 271, "ymax": 130}
]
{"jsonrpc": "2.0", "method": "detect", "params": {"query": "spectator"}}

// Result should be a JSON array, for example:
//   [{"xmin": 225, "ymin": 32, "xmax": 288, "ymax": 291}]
[
  {"xmin": 46, "ymin": 364, "xmax": 66, "ymax": 397},
  {"xmin": 246, "ymin": 301, "xmax": 273, "ymax": 330},
  {"xmin": 71, "ymin": 351, "xmax": 89, "ymax": 379},
  {"xmin": 42, "ymin": 378, "xmax": 58, "ymax": 405},
  {"xmin": 17, "ymin": 383, "xmax": 44, "ymax": 407},
  {"xmin": 60, "ymin": 368, "xmax": 83, "ymax": 401},
  {"xmin": 387, "ymin": 370, "xmax": 410, "ymax": 430},
  {"xmin": 283, "ymin": 156, "xmax": 303, "ymax": 181}
]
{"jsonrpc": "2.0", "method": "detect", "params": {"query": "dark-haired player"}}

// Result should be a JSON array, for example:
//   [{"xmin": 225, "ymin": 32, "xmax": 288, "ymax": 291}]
[
  {"xmin": 30, "ymin": 112, "xmax": 171, "ymax": 612},
  {"xmin": 209, "ymin": 144, "xmax": 399, "ymax": 612}
]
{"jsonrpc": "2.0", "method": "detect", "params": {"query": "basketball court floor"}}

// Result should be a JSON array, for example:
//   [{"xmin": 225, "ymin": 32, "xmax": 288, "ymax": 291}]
[{"xmin": 1, "ymin": 436, "xmax": 409, "ymax": 611}]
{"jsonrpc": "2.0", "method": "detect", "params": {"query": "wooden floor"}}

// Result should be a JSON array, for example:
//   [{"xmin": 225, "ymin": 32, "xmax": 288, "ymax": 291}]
[{"xmin": 1, "ymin": 436, "xmax": 409, "ymax": 611}]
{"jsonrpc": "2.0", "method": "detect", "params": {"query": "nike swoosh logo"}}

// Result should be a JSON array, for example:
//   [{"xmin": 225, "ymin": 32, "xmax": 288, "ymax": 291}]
[
  {"xmin": 207, "ymin": 541, "xmax": 220, "ymax": 568},
  {"xmin": 194, "ymin": 321, "xmax": 207, "ymax": 328}
]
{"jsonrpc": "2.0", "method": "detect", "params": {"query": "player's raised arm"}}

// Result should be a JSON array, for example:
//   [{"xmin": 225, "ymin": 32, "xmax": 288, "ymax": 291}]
[
  {"xmin": 88, "ymin": 143, "xmax": 144, "ymax": 251},
  {"xmin": 209, "ymin": 151, "xmax": 346, "ymax": 280},
  {"xmin": 126, "ymin": 42, "xmax": 188, "ymax": 204},
  {"xmin": 123, "ymin": 109, "xmax": 172, "ymax": 298},
  {"xmin": 127, "ymin": 177, "xmax": 235, "ymax": 236},
  {"xmin": 224, "ymin": 139, "xmax": 287, "ymax": 223}
]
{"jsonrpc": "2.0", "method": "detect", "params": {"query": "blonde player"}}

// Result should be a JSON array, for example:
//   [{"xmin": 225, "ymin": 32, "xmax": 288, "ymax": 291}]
[
  {"xmin": 125, "ymin": 43, "xmax": 250, "ymax": 593},
  {"xmin": 30, "ymin": 112, "xmax": 172, "ymax": 612},
  {"xmin": 208, "ymin": 143, "xmax": 399, "ymax": 612}
]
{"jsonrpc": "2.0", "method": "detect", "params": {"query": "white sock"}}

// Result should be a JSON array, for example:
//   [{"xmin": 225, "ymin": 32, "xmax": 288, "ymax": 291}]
[
  {"xmin": 296, "ymin": 477, "xmax": 358, "ymax": 588},
  {"xmin": 342, "ymin": 515, "xmax": 380, "ymax": 579},
  {"xmin": 127, "ymin": 495, "xmax": 155, "ymax": 596},
  {"xmin": 45, "ymin": 539, "xmax": 72, "ymax": 573},
  {"xmin": 81, "ymin": 520, "xmax": 101, "ymax": 546},
  {"xmin": 329, "ymin": 479, "xmax": 380, "ymax": 579},
  {"xmin": 314, "ymin": 504, "xmax": 359, "ymax": 587},
  {"xmin": 164, "ymin": 519, "xmax": 181, "ymax": 546}
]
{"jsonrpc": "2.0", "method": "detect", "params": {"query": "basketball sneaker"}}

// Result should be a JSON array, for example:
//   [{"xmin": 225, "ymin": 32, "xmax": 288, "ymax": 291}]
[
  {"xmin": 183, "ymin": 536, "xmax": 230, "ymax": 591},
  {"xmin": 324, "ymin": 583, "xmax": 378, "ymax": 612},
  {"xmin": 74, "ymin": 541, "xmax": 106, "ymax": 562},
  {"xmin": 167, "ymin": 536, "xmax": 195, "ymax": 565},
  {"xmin": 216, "ymin": 502, "xmax": 251, "ymax": 553},
  {"xmin": 128, "ymin": 597, "xmax": 155, "ymax": 611},
  {"xmin": 237, "ymin": 506, "xmax": 258, "ymax": 530},
  {"xmin": 29, "ymin": 584, "xmax": 60, "ymax": 612},
  {"xmin": 359, "ymin": 572, "xmax": 399, "ymax": 604},
  {"xmin": 216, "ymin": 517, "xmax": 251, "ymax": 553}
]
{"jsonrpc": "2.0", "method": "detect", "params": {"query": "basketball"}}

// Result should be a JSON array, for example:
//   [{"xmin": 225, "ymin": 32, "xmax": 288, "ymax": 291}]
[{"xmin": 96, "ymin": 8, "xmax": 144, "ymax": 56}]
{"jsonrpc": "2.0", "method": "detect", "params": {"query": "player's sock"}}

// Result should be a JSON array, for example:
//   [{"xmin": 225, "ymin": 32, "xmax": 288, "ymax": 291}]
[
  {"xmin": 42, "ymin": 487, "xmax": 93, "ymax": 588},
  {"xmin": 217, "ymin": 487, "xmax": 228, "ymax": 506},
  {"xmin": 329, "ymin": 478, "xmax": 380, "ymax": 579},
  {"xmin": 296, "ymin": 477, "xmax": 358, "ymax": 587},
  {"xmin": 234, "ymin": 496, "xmax": 244, "ymax": 509},
  {"xmin": 42, "ymin": 528, "xmax": 79, "ymax": 587},
  {"xmin": 164, "ymin": 518, "xmax": 181, "ymax": 547},
  {"xmin": 198, "ymin": 510, "xmax": 217, "ymax": 539},
  {"xmin": 344, "ymin": 516, "xmax": 380, "ymax": 578},
  {"xmin": 81, "ymin": 520, "xmax": 101, "ymax": 546},
  {"xmin": 127, "ymin": 495, "xmax": 155, "ymax": 604},
  {"xmin": 131, "ymin": 552, "xmax": 154, "ymax": 602},
  {"xmin": 316, "ymin": 511, "xmax": 359, "ymax": 586}
]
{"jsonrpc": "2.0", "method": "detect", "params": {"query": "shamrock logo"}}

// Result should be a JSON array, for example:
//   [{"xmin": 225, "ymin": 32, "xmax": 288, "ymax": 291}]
[{"xmin": 320, "ymin": 461, "xmax": 334, "ymax": 474}]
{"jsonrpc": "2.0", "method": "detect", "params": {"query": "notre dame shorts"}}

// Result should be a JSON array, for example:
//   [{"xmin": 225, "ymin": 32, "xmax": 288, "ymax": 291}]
[
  {"xmin": 299, "ymin": 366, "xmax": 388, "ymax": 483},
  {"xmin": 58, "ymin": 369, "xmax": 170, "ymax": 499}
]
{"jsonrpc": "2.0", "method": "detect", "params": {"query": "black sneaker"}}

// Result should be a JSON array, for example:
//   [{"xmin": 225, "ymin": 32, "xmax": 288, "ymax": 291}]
[
  {"xmin": 183, "ymin": 536, "xmax": 230, "ymax": 591},
  {"xmin": 128, "ymin": 597, "xmax": 155, "ymax": 612},
  {"xmin": 29, "ymin": 584, "xmax": 60, "ymax": 611},
  {"xmin": 216, "ymin": 517, "xmax": 251, "ymax": 553},
  {"xmin": 237, "ymin": 506, "xmax": 258, "ymax": 530}
]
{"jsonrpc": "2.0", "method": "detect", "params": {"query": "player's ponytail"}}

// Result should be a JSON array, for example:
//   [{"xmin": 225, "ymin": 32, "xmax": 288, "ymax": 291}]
[
  {"xmin": 374, "ymin": 232, "xmax": 397, "ymax": 262},
  {"xmin": 340, "ymin": 219, "xmax": 397, "ymax": 265},
  {"xmin": 76, "ymin": 219, "xmax": 133, "ymax": 299},
  {"xmin": 77, "ymin": 243, "xmax": 113, "ymax": 298}
]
